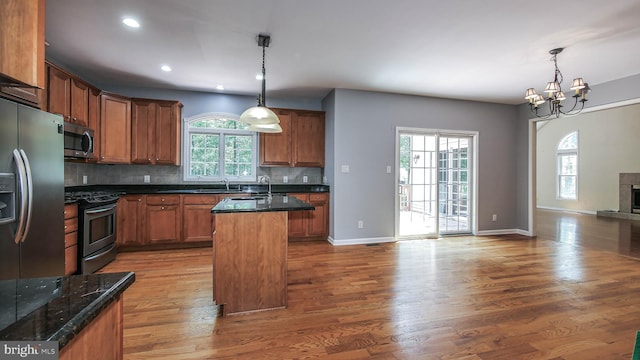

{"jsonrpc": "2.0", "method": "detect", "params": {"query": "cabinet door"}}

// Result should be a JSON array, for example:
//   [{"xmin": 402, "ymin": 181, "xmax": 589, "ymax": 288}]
[
  {"xmin": 47, "ymin": 65, "xmax": 71, "ymax": 120},
  {"xmin": 117, "ymin": 195, "xmax": 145, "ymax": 246},
  {"xmin": 0, "ymin": 0, "xmax": 45, "ymax": 88},
  {"xmin": 145, "ymin": 195, "xmax": 181, "ymax": 243},
  {"xmin": 154, "ymin": 101, "xmax": 179, "ymax": 164},
  {"xmin": 100, "ymin": 93, "xmax": 131, "ymax": 163},
  {"xmin": 146, "ymin": 204, "xmax": 181, "ymax": 243},
  {"xmin": 259, "ymin": 109, "xmax": 292, "ymax": 166},
  {"xmin": 307, "ymin": 193, "xmax": 329, "ymax": 237},
  {"xmin": 287, "ymin": 193, "xmax": 308, "ymax": 237},
  {"xmin": 87, "ymin": 87, "xmax": 101, "ymax": 162},
  {"xmin": 293, "ymin": 111, "xmax": 325, "ymax": 167},
  {"xmin": 183, "ymin": 194, "xmax": 218, "ymax": 242},
  {"xmin": 0, "ymin": 86, "xmax": 41, "ymax": 108},
  {"xmin": 131, "ymin": 100, "xmax": 154, "ymax": 164},
  {"xmin": 70, "ymin": 78, "xmax": 89, "ymax": 126}
]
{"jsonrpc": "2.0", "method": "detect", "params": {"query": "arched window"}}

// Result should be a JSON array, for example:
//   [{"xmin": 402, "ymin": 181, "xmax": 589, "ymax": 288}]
[
  {"xmin": 182, "ymin": 113, "xmax": 258, "ymax": 182},
  {"xmin": 557, "ymin": 131, "xmax": 578, "ymax": 200}
]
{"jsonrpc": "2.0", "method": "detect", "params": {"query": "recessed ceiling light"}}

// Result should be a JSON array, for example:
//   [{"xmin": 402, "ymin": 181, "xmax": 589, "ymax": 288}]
[
  {"xmin": 122, "ymin": 17, "xmax": 140, "ymax": 28},
  {"xmin": 161, "ymin": 65, "xmax": 172, "ymax": 72},
  {"xmin": 216, "ymin": 85, "xmax": 224, "ymax": 91}
]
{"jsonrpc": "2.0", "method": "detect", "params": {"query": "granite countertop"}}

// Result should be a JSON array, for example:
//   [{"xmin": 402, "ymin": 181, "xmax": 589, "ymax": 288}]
[
  {"xmin": 65, "ymin": 184, "xmax": 329, "ymax": 195},
  {"xmin": 212, "ymin": 194, "xmax": 315, "ymax": 213},
  {"xmin": 0, "ymin": 272, "xmax": 135, "ymax": 349}
]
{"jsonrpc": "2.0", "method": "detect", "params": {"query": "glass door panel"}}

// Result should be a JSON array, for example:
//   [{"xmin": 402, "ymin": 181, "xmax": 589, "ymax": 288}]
[{"xmin": 397, "ymin": 131, "xmax": 472, "ymax": 238}]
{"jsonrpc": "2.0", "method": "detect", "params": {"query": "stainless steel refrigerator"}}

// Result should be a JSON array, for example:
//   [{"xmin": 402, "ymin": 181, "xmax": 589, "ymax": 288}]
[{"xmin": 0, "ymin": 97, "xmax": 65, "ymax": 280}]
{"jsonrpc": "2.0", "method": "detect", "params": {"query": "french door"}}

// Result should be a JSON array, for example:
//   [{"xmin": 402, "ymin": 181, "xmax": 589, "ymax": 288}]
[{"xmin": 396, "ymin": 129, "xmax": 474, "ymax": 239}]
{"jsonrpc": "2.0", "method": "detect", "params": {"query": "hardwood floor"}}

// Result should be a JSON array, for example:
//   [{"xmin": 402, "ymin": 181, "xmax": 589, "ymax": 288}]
[{"xmin": 101, "ymin": 211, "xmax": 640, "ymax": 359}]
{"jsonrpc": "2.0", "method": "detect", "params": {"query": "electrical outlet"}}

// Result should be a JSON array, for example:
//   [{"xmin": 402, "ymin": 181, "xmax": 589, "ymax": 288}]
[
  {"xmin": 144, "ymin": 175, "xmax": 150, "ymax": 183},
  {"xmin": 358, "ymin": 220, "xmax": 364, "ymax": 229},
  {"xmin": 82, "ymin": 175, "xmax": 87, "ymax": 184},
  {"xmin": 492, "ymin": 214, "xmax": 497, "ymax": 222},
  {"xmin": 283, "ymin": 175, "xmax": 288, "ymax": 183},
  {"xmin": 303, "ymin": 175, "xmax": 308, "ymax": 183},
  {"xmin": 386, "ymin": 165, "xmax": 392, "ymax": 174},
  {"xmin": 341, "ymin": 165, "xmax": 350, "ymax": 173}
]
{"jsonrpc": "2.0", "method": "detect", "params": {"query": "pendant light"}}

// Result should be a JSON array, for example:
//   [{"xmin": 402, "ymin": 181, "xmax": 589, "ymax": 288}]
[{"xmin": 239, "ymin": 34, "xmax": 282, "ymax": 132}]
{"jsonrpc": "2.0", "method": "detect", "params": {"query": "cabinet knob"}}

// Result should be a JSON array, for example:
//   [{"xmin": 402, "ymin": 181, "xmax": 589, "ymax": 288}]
[
  {"xmin": 161, "ymin": 206, "xmax": 165, "ymax": 210},
  {"xmin": 73, "ymin": 117, "xmax": 77, "ymax": 121},
  {"xmin": 148, "ymin": 158, "xmax": 151, "ymax": 162},
  {"xmin": 138, "ymin": 199, "xmax": 141, "ymax": 202},
  {"xmin": 66, "ymin": 115, "xmax": 71, "ymax": 119},
  {"xmin": 161, "ymin": 198, "xmax": 165, "ymax": 202},
  {"xmin": 64, "ymin": 210, "xmax": 67, "ymax": 215},
  {"xmin": 64, "ymin": 225, "xmax": 67, "ymax": 229}
]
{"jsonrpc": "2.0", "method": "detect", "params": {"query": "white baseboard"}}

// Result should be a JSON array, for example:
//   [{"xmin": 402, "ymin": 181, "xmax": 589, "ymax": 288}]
[
  {"xmin": 476, "ymin": 229, "xmax": 532, "ymax": 237},
  {"xmin": 328, "ymin": 236, "xmax": 396, "ymax": 246},
  {"xmin": 536, "ymin": 205, "xmax": 597, "ymax": 215}
]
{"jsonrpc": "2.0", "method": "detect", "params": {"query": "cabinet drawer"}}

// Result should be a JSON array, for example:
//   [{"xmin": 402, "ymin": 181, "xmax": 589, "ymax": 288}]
[
  {"xmin": 64, "ymin": 217, "xmax": 78, "ymax": 234},
  {"xmin": 64, "ymin": 231, "xmax": 78, "ymax": 248},
  {"xmin": 146, "ymin": 195, "xmax": 180, "ymax": 205},
  {"xmin": 309, "ymin": 193, "xmax": 327, "ymax": 202},
  {"xmin": 64, "ymin": 203, "xmax": 78, "ymax": 219},
  {"xmin": 182, "ymin": 194, "xmax": 218, "ymax": 205}
]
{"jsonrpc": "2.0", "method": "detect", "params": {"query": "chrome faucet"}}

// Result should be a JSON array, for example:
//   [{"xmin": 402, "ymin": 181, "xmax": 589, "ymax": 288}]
[
  {"xmin": 221, "ymin": 178, "xmax": 229, "ymax": 191},
  {"xmin": 259, "ymin": 175, "xmax": 272, "ymax": 198}
]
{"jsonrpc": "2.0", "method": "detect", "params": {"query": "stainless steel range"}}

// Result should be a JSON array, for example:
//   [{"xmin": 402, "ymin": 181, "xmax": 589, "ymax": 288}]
[{"xmin": 65, "ymin": 191, "xmax": 120, "ymax": 273}]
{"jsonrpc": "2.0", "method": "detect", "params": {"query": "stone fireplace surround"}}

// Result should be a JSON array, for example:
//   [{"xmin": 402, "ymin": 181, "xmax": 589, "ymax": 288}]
[{"xmin": 597, "ymin": 173, "xmax": 640, "ymax": 220}]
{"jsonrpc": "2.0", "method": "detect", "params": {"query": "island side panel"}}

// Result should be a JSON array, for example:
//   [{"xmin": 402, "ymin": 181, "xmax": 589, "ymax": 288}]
[{"xmin": 214, "ymin": 211, "xmax": 288, "ymax": 315}]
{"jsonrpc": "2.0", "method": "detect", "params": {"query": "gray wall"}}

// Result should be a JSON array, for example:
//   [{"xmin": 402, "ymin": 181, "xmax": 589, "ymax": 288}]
[
  {"xmin": 326, "ymin": 89, "xmax": 517, "ymax": 243},
  {"xmin": 514, "ymin": 73, "xmax": 640, "ymax": 231}
]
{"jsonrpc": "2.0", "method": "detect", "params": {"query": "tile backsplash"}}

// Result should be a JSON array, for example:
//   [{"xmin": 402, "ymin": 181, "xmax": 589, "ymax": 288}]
[{"xmin": 65, "ymin": 162, "xmax": 323, "ymax": 187}]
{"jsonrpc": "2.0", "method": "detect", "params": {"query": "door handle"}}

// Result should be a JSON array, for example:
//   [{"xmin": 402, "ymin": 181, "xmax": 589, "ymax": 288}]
[
  {"xmin": 12, "ymin": 150, "xmax": 28, "ymax": 244},
  {"xmin": 19, "ymin": 150, "xmax": 34, "ymax": 243}
]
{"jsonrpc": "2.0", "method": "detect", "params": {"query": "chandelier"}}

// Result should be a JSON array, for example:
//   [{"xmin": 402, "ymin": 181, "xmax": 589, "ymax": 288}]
[
  {"xmin": 525, "ymin": 48, "xmax": 590, "ymax": 119},
  {"xmin": 239, "ymin": 33, "xmax": 282, "ymax": 133}
]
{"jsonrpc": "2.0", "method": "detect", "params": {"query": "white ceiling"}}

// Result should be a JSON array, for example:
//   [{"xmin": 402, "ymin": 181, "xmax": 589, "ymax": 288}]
[{"xmin": 45, "ymin": 0, "xmax": 640, "ymax": 105}]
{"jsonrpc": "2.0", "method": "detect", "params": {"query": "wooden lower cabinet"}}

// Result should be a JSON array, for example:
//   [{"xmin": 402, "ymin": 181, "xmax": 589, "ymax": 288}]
[
  {"xmin": 287, "ymin": 192, "xmax": 329, "ymax": 241},
  {"xmin": 63, "ymin": 204, "xmax": 78, "ymax": 275},
  {"xmin": 60, "ymin": 295, "xmax": 123, "ymax": 360},
  {"xmin": 115, "ymin": 192, "xmax": 329, "ymax": 248},
  {"xmin": 145, "ymin": 195, "xmax": 181, "ymax": 244},
  {"xmin": 183, "ymin": 195, "xmax": 218, "ymax": 242},
  {"xmin": 116, "ymin": 195, "xmax": 145, "ymax": 247}
]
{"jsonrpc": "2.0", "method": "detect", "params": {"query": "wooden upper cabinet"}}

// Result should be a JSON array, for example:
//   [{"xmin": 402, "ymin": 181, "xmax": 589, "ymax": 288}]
[
  {"xmin": 47, "ymin": 63, "xmax": 89, "ymax": 126},
  {"xmin": 131, "ymin": 98, "xmax": 182, "ymax": 165},
  {"xmin": 100, "ymin": 93, "xmax": 131, "ymax": 164},
  {"xmin": 70, "ymin": 78, "xmax": 89, "ymax": 126},
  {"xmin": 293, "ymin": 111, "xmax": 325, "ymax": 167},
  {"xmin": 87, "ymin": 86, "xmax": 101, "ymax": 162},
  {"xmin": 260, "ymin": 109, "xmax": 293, "ymax": 166},
  {"xmin": 0, "ymin": 0, "xmax": 45, "ymax": 88},
  {"xmin": 47, "ymin": 64, "xmax": 71, "ymax": 120},
  {"xmin": 260, "ymin": 108, "xmax": 325, "ymax": 167}
]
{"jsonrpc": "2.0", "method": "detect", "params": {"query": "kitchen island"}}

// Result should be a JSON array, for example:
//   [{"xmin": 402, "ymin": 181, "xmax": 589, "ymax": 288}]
[
  {"xmin": 0, "ymin": 272, "xmax": 135, "ymax": 359},
  {"xmin": 212, "ymin": 195, "xmax": 314, "ymax": 316}
]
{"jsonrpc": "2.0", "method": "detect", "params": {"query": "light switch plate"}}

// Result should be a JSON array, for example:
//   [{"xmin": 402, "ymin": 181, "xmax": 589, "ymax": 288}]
[{"xmin": 341, "ymin": 165, "xmax": 350, "ymax": 173}]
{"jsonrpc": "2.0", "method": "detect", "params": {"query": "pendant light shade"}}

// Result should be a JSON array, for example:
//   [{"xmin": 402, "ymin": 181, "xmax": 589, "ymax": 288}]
[
  {"xmin": 249, "ymin": 122, "xmax": 283, "ymax": 133},
  {"xmin": 239, "ymin": 33, "xmax": 281, "ymax": 132},
  {"xmin": 240, "ymin": 105, "xmax": 280, "ymax": 125}
]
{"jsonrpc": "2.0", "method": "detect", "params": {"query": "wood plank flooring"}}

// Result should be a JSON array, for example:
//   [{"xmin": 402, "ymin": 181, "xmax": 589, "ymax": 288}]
[{"xmin": 100, "ymin": 211, "xmax": 640, "ymax": 359}]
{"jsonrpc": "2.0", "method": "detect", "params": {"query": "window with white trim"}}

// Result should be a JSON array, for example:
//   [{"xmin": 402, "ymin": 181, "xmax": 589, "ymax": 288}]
[
  {"xmin": 557, "ymin": 131, "xmax": 578, "ymax": 200},
  {"xmin": 183, "ymin": 113, "xmax": 258, "ymax": 182}
]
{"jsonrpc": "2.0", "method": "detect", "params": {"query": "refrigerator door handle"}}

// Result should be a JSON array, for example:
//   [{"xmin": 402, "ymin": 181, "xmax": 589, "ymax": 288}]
[
  {"xmin": 12, "ymin": 149, "xmax": 28, "ymax": 244},
  {"xmin": 19, "ymin": 149, "xmax": 34, "ymax": 243}
]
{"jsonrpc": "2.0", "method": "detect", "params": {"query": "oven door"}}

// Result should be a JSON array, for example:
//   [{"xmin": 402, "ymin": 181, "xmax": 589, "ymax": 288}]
[{"xmin": 82, "ymin": 203, "xmax": 117, "ymax": 256}]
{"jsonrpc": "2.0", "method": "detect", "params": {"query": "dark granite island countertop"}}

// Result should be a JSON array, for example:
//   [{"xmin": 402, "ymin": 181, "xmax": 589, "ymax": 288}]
[
  {"xmin": 0, "ymin": 272, "xmax": 135, "ymax": 350},
  {"xmin": 212, "ymin": 194, "xmax": 315, "ymax": 213}
]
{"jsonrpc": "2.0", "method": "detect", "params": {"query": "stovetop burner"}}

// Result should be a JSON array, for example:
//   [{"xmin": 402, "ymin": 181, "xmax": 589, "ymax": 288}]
[{"xmin": 65, "ymin": 191, "xmax": 122, "ymax": 206}]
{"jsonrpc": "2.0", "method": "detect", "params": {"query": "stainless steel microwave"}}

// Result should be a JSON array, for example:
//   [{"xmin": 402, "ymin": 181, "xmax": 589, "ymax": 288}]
[{"xmin": 63, "ymin": 122, "xmax": 94, "ymax": 159}]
